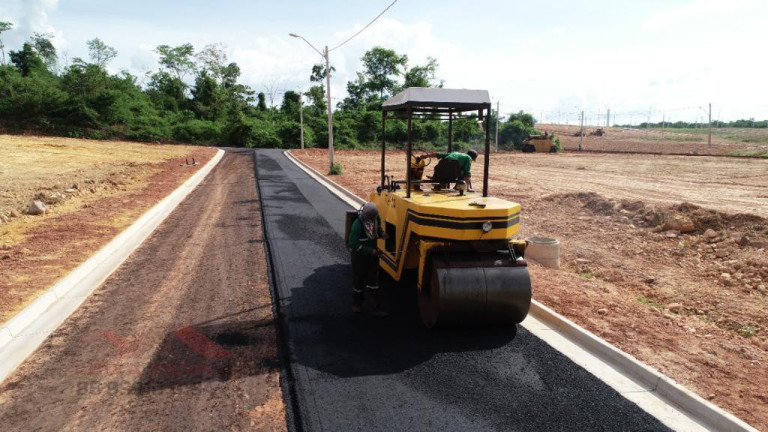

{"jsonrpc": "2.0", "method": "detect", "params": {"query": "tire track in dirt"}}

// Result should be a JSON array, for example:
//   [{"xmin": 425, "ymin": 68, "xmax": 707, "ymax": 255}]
[{"xmin": 0, "ymin": 149, "xmax": 285, "ymax": 432}]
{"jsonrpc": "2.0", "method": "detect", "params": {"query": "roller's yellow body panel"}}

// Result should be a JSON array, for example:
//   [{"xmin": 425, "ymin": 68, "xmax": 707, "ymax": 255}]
[{"xmin": 369, "ymin": 189, "xmax": 522, "ymax": 283}]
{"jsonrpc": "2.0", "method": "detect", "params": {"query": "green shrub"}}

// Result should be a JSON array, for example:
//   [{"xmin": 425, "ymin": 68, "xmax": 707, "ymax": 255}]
[
  {"xmin": 329, "ymin": 162, "xmax": 344, "ymax": 175},
  {"xmin": 172, "ymin": 119, "xmax": 221, "ymax": 144},
  {"xmin": 554, "ymin": 135, "xmax": 563, "ymax": 152},
  {"xmin": 225, "ymin": 115, "xmax": 281, "ymax": 148}
]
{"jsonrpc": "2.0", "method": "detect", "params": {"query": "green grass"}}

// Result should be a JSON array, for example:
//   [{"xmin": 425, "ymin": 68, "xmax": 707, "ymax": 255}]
[
  {"xmin": 723, "ymin": 134, "xmax": 768, "ymax": 144},
  {"xmin": 737, "ymin": 325, "xmax": 758, "ymax": 338},
  {"xmin": 329, "ymin": 162, "xmax": 344, "ymax": 175},
  {"xmin": 578, "ymin": 272, "xmax": 595, "ymax": 280},
  {"xmin": 639, "ymin": 135, "xmax": 704, "ymax": 143},
  {"xmin": 637, "ymin": 296, "xmax": 664, "ymax": 310},
  {"xmin": 729, "ymin": 149, "xmax": 768, "ymax": 158}
]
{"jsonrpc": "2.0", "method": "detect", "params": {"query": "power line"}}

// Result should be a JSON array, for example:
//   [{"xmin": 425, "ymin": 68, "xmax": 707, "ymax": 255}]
[{"xmin": 329, "ymin": 0, "xmax": 399, "ymax": 52}]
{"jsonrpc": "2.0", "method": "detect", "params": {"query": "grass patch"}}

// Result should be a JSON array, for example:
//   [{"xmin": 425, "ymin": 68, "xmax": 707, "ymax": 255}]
[
  {"xmin": 724, "ymin": 134, "xmax": 768, "ymax": 144},
  {"xmin": 729, "ymin": 149, "xmax": 768, "ymax": 158},
  {"xmin": 637, "ymin": 296, "xmax": 664, "ymax": 310},
  {"xmin": 737, "ymin": 325, "xmax": 758, "ymax": 338},
  {"xmin": 329, "ymin": 162, "xmax": 344, "ymax": 175},
  {"xmin": 578, "ymin": 272, "xmax": 595, "ymax": 280}
]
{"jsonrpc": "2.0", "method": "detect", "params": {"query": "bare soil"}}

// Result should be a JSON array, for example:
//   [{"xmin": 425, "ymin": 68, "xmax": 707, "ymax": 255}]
[
  {"xmin": 0, "ymin": 150, "xmax": 286, "ymax": 431},
  {"xmin": 294, "ymin": 148, "xmax": 768, "ymax": 431},
  {"xmin": 540, "ymin": 124, "xmax": 768, "ymax": 157},
  {"xmin": 0, "ymin": 135, "xmax": 216, "ymax": 324}
]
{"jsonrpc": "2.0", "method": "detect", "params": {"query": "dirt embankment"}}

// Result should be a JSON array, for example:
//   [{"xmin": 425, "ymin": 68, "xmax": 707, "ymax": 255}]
[
  {"xmin": 0, "ymin": 135, "xmax": 216, "ymax": 324},
  {"xmin": 293, "ymin": 148, "xmax": 768, "ymax": 431}
]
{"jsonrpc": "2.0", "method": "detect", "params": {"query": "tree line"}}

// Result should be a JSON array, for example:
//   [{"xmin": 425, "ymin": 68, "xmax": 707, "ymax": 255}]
[
  {"xmin": 0, "ymin": 24, "xmax": 539, "ymax": 149},
  {"xmin": 621, "ymin": 119, "xmax": 768, "ymax": 129}
]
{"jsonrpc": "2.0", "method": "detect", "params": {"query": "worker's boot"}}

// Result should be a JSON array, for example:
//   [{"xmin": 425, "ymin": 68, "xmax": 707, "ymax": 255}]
[
  {"xmin": 352, "ymin": 289, "xmax": 364, "ymax": 314},
  {"xmin": 367, "ymin": 285, "xmax": 389, "ymax": 317}
]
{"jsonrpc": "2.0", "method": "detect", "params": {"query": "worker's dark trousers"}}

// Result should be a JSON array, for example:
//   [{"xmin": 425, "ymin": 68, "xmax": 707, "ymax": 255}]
[{"xmin": 351, "ymin": 253, "xmax": 379, "ymax": 308}]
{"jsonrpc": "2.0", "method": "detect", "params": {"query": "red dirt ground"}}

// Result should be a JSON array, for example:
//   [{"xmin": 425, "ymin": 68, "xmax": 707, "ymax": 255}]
[
  {"xmin": 294, "ymin": 148, "xmax": 768, "ymax": 431},
  {"xmin": 0, "ymin": 146, "xmax": 217, "ymax": 324}
]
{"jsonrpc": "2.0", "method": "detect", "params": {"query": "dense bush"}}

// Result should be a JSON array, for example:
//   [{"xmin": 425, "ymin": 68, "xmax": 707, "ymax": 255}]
[{"xmin": 172, "ymin": 119, "xmax": 221, "ymax": 144}]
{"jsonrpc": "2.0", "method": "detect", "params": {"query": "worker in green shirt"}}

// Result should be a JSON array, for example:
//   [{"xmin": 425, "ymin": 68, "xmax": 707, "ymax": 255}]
[
  {"xmin": 348, "ymin": 202, "xmax": 388, "ymax": 316},
  {"xmin": 423, "ymin": 149, "xmax": 478, "ymax": 191}
]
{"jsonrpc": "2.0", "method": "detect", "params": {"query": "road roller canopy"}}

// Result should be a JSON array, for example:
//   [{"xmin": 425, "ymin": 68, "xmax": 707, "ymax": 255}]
[
  {"xmin": 382, "ymin": 88, "xmax": 491, "ymax": 113},
  {"xmin": 380, "ymin": 87, "xmax": 494, "ymax": 198}
]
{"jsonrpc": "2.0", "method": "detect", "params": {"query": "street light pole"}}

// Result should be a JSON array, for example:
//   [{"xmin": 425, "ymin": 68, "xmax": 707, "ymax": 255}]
[
  {"xmin": 290, "ymin": 33, "xmax": 335, "ymax": 171},
  {"xmin": 299, "ymin": 93, "xmax": 304, "ymax": 150},
  {"xmin": 325, "ymin": 46, "xmax": 334, "ymax": 167}
]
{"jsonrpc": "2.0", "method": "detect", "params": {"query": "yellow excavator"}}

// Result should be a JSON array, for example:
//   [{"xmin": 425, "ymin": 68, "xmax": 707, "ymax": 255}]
[{"xmin": 361, "ymin": 88, "xmax": 532, "ymax": 328}]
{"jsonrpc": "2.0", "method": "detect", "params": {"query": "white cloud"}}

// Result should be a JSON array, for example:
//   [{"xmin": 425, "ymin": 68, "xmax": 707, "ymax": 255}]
[
  {"xmin": 551, "ymin": 27, "xmax": 565, "ymax": 35},
  {"xmin": 0, "ymin": 0, "xmax": 64, "ymax": 48}
]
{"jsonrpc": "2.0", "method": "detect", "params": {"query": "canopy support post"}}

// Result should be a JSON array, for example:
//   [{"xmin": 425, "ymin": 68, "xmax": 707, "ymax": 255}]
[
  {"xmin": 448, "ymin": 110, "xmax": 453, "ymax": 153},
  {"xmin": 406, "ymin": 107, "xmax": 413, "ymax": 198},
  {"xmin": 483, "ymin": 106, "xmax": 490, "ymax": 197},
  {"xmin": 381, "ymin": 111, "xmax": 386, "ymax": 190}
]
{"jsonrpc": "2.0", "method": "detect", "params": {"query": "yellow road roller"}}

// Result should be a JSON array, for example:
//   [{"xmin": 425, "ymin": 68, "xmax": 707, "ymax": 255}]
[{"xmin": 367, "ymin": 88, "xmax": 532, "ymax": 328}]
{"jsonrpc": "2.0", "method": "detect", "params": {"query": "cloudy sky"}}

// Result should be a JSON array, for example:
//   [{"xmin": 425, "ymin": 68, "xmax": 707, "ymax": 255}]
[{"xmin": 2, "ymin": 0, "xmax": 767, "ymax": 124}]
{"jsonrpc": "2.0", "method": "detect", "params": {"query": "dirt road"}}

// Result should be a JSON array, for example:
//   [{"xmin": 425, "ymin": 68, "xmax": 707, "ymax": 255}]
[{"xmin": 0, "ymin": 150, "xmax": 285, "ymax": 431}]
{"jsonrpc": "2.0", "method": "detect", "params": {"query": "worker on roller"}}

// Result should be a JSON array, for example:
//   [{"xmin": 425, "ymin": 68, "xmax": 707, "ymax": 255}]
[
  {"xmin": 348, "ymin": 202, "xmax": 388, "ymax": 316},
  {"xmin": 422, "ymin": 149, "xmax": 478, "ymax": 191}
]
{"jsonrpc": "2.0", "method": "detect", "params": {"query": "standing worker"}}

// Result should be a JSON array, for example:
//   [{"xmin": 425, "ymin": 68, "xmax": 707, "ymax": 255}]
[
  {"xmin": 348, "ymin": 202, "xmax": 388, "ymax": 317},
  {"xmin": 422, "ymin": 149, "xmax": 478, "ymax": 191}
]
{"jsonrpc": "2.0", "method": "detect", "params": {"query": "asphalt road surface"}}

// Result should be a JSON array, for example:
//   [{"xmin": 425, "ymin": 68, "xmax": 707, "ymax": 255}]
[
  {"xmin": 256, "ymin": 149, "xmax": 671, "ymax": 432},
  {"xmin": 0, "ymin": 149, "xmax": 285, "ymax": 431}
]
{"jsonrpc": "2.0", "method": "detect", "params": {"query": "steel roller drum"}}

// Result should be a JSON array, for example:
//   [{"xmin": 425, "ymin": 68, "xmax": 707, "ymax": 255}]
[{"xmin": 419, "ymin": 256, "xmax": 532, "ymax": 328}]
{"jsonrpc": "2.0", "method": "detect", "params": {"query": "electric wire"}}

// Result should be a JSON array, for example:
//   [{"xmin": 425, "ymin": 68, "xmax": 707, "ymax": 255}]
[{"xmin": 329, "ymin": 0, "xmax": 398, "ymax": 52}]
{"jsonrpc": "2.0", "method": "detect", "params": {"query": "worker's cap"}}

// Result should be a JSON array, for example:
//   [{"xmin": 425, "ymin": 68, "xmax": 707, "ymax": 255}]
[
  {"xmin": 360, "ymin": 202, "xmax": 379, "ymax": 221},
  {"xmin": 467, "ymin": 149, "xmax": 478, "ymax": 161}
]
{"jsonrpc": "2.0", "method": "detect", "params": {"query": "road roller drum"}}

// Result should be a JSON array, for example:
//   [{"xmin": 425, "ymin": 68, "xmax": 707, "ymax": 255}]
[{"xmin": 419, "ymin": 254, "xmax": 532, "ymax": 328}]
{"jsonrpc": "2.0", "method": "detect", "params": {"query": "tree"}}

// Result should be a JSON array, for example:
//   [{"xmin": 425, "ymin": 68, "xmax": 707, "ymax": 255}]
[
  {"xmin": 507, "ymin": 111, "xmax": 536, "ymax": 128},
  {"xmin": 361, "ymin": 47, "xmax": 408, "ymax": 100},
  {"xmin": 155, "ymin": 43, "xmax": 196, "ymax": 81},
  {"xmin": 404, "ymin": 57, "xmax": 442, "ymax": 88},
  {"xmin": 196, "ymin": 43, "xmax": 228, "ymax": 82},
  {"xmin": 257, "ymin": 92, "xmax": 267, "ymax": 111},
  {"xmin": 310, "ymin": 63, "xmax": 335, "ymax": 90},
  {"xmin": 281, "ymin": 90, "xmax": 301, "ymax": 118},
  {"xmin": 87, "ymin": 38, "xmax": 118, "ymax": 68},
  {"xmin": 0, "ymin": 21, "xmax": 12, "ymax": 65},
  {"xmin": 10, "ymin": 43, "xmax": 45, "ymax": 76},
  {"xmin": 304, "ymin": 85, "xmax": 326, "ymax": 113},
  {"xmin": 31, "ymin": 33, "xmax": 57, "ymax": 71}
]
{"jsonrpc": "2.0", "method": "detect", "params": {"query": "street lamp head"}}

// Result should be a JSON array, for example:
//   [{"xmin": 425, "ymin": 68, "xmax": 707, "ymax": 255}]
[{"xmin": 289, "ymin": 33, "xmax": 299, "ymax": 38}]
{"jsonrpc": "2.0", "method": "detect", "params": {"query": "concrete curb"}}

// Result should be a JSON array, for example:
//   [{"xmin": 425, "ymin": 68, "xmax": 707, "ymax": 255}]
[
  {"xmin": 284, "ymin": 150, "xmax": 758, "ymax": 432},
  {"xmin": 0, "ymin": 149, "xmax": 225, "ymax": 384}
]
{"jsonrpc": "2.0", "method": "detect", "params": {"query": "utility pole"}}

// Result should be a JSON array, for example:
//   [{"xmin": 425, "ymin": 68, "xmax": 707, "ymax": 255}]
[
  {"xmin": 495, "ymin": 100, "xmax": 500, "ymax": 152},
  {"xmin": 646, "ymin": 107, "xmax": 651, "ymax": 138},
  {"xmin": 606, "ymin": 108, "xmax": 610, "ymax": 127},
  {"xmin": 579, "ymin": 110, "xmax": 584, "ymax": 151},
  {"xmin": 662, "ymin": 113, "xmax": 665, "ymax": 140},
  {"xmin": 299, "ymin": 93, "xmax": 305, "ymax": 150},
  {"xmin": 708, "ymin": 102, "xmax": 712, "ymax": 147}
]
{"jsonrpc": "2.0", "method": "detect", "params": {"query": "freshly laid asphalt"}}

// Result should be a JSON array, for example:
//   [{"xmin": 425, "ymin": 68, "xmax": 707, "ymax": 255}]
[{"xmin": 255, "ymin": 149, "xmax": 671, "ymax": 432}]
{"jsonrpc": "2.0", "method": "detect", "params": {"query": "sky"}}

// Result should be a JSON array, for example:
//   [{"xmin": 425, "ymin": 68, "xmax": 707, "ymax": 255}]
[{"xmin": 1, "ymin": 0, "xmax": 767, "ymax": 124}]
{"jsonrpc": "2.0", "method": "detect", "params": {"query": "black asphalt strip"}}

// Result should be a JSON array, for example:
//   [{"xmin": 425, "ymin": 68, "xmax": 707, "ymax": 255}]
[{"xmin": 255, "ymin": 149, "xmax": 671, "ymax": 432}]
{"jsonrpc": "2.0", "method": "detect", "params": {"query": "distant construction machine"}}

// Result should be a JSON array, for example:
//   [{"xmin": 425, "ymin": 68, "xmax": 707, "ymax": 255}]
[
  {"xmin": 522, "ymin": 133, "xmax": 556, "ymax": 153},
  {"xmin": 347, "ymin": 88, "xmax": 532, "ymax": 328}
]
